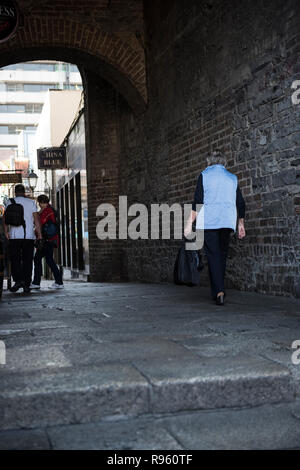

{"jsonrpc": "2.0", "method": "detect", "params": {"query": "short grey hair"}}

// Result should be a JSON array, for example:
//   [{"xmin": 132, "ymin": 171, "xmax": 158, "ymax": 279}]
[{"xmin": 206, "ymin": 150, "xmax": 226, "ymax": 167}]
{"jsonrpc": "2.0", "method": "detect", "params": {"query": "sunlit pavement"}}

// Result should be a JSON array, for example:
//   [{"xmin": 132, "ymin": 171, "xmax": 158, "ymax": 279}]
[{"xmin": 0, "ymin": 280, "xmax": 300, "ymax": 450}]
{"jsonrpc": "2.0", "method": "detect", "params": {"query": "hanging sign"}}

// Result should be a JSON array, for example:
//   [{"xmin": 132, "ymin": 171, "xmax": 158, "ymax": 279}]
[
  {"xmin": 0, "ymin": 1, "xmax": 19, "ymax": 43},
  {"xmin": 37, "ymin": 147, "xmax": 67, "ymax": 170},
  {"xmin": 0, "ymin": 172, "xmax": 22, "ymax": 184}
]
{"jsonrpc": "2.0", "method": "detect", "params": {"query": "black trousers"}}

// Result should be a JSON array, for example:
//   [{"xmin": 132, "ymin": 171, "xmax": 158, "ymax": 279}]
[
  {"xmin": 203, "ymin": 228, "xmax": 233, "ymax": 299},
  {"xmin": 33, "ymin": 241, "xmax": 63, "ymax": 286},
  {"xmin": 9, "ymin": 239, "xmax": 35, "ymax": 288}
]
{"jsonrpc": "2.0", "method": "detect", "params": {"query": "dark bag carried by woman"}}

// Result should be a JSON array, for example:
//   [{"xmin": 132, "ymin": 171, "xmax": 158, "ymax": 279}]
[
  {"xmin": 174, "ymin": 238, "xmax": 204, "ymax": 286},
  {"xmin": 42, "ymin": 220, "xmax": 58, "ymax": 239}
]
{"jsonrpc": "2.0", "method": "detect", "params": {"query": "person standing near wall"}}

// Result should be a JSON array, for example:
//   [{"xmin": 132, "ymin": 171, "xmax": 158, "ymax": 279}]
[
  {"xmin": 184, "ymin": 150, "xmax": 246, "ymax": 305},
  {"xmin": 30, "ymin": 194, "xmax": 64, "ymax": 290},
  {"xmin": 3, "ymin": 184, "xmax": 42, "ymax": 294}
]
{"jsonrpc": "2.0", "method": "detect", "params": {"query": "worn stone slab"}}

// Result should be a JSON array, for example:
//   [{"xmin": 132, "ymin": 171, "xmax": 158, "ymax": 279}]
[
  {"xmin": 180, "ymin": 331, "xmax": 299, "ymax": 359},
  {"xmin": 61, "ymin": 337, "xmax": 198, "ymax": 366},
  {"xmin": 0, "ymin": 429, "xmax": 50, "ymax": 450},
  {"xmin": 261, "ymin": 348, "xmax": 300, "ymax": 397},
  {"xmin": 181, "ymin": 335, "xmax": 272, "ymax": 358},
  {"xmin": 204, "ymin": 319, "xmax": 281, "ymax": 336},
  {"xmin": 47, "ymin": 418, "xmax": 183, "ymax": 450},
  {"xmin": 163, "ymin": 402, "xmax": 300, "ymax": 450},
  {"xmin": 241, "ymin": 327, "xmax": 300, "ymax": 345},
  {"xmin": 2, "ymin": 401, "xmax": 300, "ymax": 450},
  {"xmin": 0, "ymin": 345, "xmax": 72, "ymax": 372},
  {"xmin": 0, "ymin": 364, "xmax": 149, "ymax": 430},
  {"xmin": 134, "ymin": 355, "xmax": 294, "ymax": 413},
  {"xmin": 0, "ymin": 280, "xmax": 300, "ymax": 441},
  {"xmin": 0, "ymin": 330, "xmax": 90, "ymax": 348},
  {"xmin": 0, "ymin": 321, "xmax": 69, "ymax": 334},
  {"xmin": 93, "ymin": 318, "xmax": 217, "ymax": 339},
  {"xmin": 0, "ymin": 313, "xmax": 31, "ymax": 323},
  {"xmin": 291, "ymin": 402, "xmax": 300, "ymax": 420}
]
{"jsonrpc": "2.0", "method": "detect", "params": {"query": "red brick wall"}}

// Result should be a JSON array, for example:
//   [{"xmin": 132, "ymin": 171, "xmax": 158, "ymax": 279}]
[
  {"xmin": 84, "ymin": 72, "xmax": 122, "ymax": 281},
  {"xmin": 0, "ymin": 0, "xmax": 147, "ymax": 109},
  {"xmin": 118, "ymin": 0, "xmax": 300, "ymax": 298}
]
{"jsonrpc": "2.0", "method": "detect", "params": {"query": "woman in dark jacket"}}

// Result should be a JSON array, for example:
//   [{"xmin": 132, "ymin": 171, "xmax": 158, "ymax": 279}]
[
  {"xmin": 30, "ymin": 194, "xmax": 64, "ymax": 290},
  {"xmin": 184, "ymin": 150, "xmax": 246, "ymax": 305}
]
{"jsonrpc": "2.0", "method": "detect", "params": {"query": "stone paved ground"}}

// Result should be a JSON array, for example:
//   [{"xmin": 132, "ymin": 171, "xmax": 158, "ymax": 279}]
[{"xmin": 0, "ymin": 280, "xmax": 300, "ymax": 450}]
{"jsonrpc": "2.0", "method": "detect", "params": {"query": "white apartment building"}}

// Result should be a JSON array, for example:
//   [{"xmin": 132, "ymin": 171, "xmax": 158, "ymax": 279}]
[
  {"xmin": 33, "ymin": 89, "xmax": 83, "ymax": 195},
  {"xmin": 0, "ymin": 60, "xmax": 82, "ymax": 166}
]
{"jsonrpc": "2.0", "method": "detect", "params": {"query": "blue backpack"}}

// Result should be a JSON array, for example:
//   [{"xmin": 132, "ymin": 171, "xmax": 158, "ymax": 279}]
[{"xmin": 42, "ymin": 206, "xmax": 59, "ymax": 239}]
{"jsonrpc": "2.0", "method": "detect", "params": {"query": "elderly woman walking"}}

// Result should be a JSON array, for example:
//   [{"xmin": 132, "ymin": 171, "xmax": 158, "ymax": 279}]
[{"xmin": 184, "ymin": 150, "xmax": 246, "ymax": 305}]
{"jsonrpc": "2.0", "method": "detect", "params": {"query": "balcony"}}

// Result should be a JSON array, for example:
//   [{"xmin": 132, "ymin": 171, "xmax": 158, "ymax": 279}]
[
  {"xmin": 0, "ymin": 134, "xmax": 18, "ymax": 146},
  {"xmin": 0, "ymin": 113, "xmax": 40, "ymax": 125},
  {"xmin": 0, "ymin": 70, "xmax": 82, "ymax": 84},
  {"xmin": 0, "ymin": 92, "xmax": 46, "ymax": 104}
]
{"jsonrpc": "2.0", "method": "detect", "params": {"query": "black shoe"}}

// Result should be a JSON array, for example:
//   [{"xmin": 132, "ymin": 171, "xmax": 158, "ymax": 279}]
[
  {"xmin": 213, "ymin": 292, "xmax": 226, "ymax": 301},
  {"xmin": 216, "ymin": 293, "xmax": 225, "ymax": 305},
  {"xmin": 9, "ymin": 282, "xmax": 23, "ymax": 293},
  {"xmin": 23, "ymin": 286, "xmax": 31, "ymax": 294}
]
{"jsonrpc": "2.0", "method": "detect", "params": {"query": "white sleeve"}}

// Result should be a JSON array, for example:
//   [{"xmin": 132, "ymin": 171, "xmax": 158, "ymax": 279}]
[{"xmin": 32, "ymin": 201, "xmax": 38, "ymax": 212}]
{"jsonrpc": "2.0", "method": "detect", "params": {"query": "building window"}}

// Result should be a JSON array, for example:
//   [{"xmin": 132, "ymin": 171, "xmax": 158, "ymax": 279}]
[
  {"xmin": 0, "ymin": 104, "xmax": 24, "ymax": 113},
  {"xmin": 6, "ymin": 83, "xmax": 24, "ymax": 92},
  {"xmin": 25, "ymin": 103, "xmax": 43, "ymax": 113},
  {"xmin": 0, "ymin": 125, "xmax": 37, "ymax": 134},
  {"xmin": 0, "ymin": 104, "xmax": 43, "ymax": 113},
  {"xmin": 2, "ymin": 63, "xmax": 57, "ymax": 72},
  {"xmin": 8, "ymin": 126, "xmax": 23, "ymax": 134},
  {"xmin": 23, "ymin": 83, "xmax": 59, "ymax": 92}
]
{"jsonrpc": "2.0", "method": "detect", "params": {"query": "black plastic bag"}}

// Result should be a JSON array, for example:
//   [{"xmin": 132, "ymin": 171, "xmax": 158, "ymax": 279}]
[{"xmin": 174, "ymin": 239, "xmax": 204, "ymax": 287}]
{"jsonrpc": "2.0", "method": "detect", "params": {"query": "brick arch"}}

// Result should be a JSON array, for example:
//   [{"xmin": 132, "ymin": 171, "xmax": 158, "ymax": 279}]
[{"xmin": 0, "ymin": 18, "xmax": 147, "ymax": 113}]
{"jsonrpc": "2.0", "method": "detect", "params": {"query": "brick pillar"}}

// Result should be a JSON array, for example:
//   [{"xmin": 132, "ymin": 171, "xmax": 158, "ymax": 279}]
[{"xmin": 84, "ymin": 72, "xmax": 122, "ymax": 281}]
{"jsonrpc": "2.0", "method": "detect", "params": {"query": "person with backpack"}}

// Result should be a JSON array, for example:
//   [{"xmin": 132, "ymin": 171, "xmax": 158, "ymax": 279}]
[
  {"xmin": 30, "ymin": 194, "xmax": 64, "ymax": 290},
  {"xmin": 3, "ymin": 184, "xmax": 42, "ymax": 294}
]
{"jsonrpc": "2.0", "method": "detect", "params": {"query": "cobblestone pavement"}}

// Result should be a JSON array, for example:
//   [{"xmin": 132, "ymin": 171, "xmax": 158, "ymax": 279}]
[{"xmin": 0, "ymin": 280, "xmax": 300, "ymax": 450}]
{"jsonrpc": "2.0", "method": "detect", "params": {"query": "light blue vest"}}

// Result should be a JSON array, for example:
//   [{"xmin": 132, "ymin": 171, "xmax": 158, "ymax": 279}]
[{"xmin": 196, "ymin": 164, "xmax": 238, "ymax": 232}]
